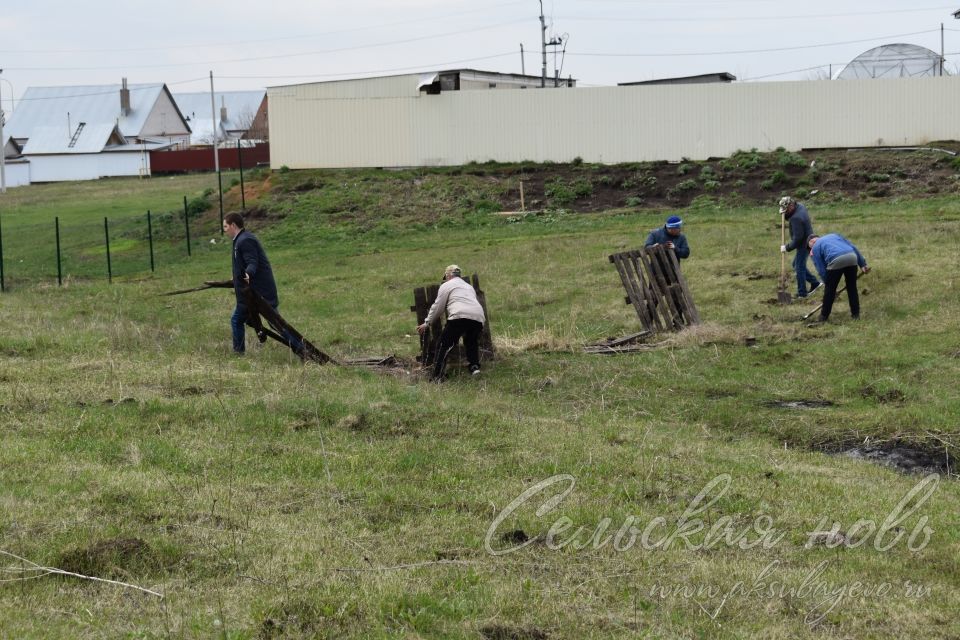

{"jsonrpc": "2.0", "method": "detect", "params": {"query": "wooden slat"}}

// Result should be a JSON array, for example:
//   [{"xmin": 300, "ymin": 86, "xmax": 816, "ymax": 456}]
[
  {"xmin": 627, "ymin": 251, "xmax": 664, "ymax": 331},
  {"xmin": 635, "ymin": 248, "xmax": 677, "ymax": 330},
  {"xmin": 666, "ymin": 249, "xmax": 700, "ymax": 324},
  {"xmin": 471, "ymin": 274, "xmax": 496, "ymax": 360},
  {"xmin": 611, "ymin": 253, "xmax": 654, "ymax": 331},
  {"xmin": 649, "ymin": 246, "xmax": 686, "ymax": 327},
  {"xmin": 610, "ymin": 245, "xmax": 699, "ymax": 335}
]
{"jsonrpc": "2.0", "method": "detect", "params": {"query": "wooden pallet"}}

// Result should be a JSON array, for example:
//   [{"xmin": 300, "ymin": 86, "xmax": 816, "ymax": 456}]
[
  {"xmin": 609, "ymin": 245, "xmax": 700, "ymax": 333},
  {"xmin": 410, "ymin": 274, "xmax": 495, "ymax": 366}
]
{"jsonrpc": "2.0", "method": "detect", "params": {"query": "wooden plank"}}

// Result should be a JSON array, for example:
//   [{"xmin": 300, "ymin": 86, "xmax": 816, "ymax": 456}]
[
  {"xmin": 626, "ymin": 251, "xmax": 664, "ymax": 331},
  {"xmin": 606, "ymin": 330, "xmax": 652, "ymax": 346},
  {"xmin": 413, "ymin": 287, "xmax": 429, "ymax": 323},
  {"xmin": 666, "ymin": 249, "xmax": 700, "ymax": 324},
  {"xmin": 655, "ymin": 247, "xmax": 694, "ymax": 327},
  {"xmin": 647, "ymin": 246, "xmax": 685, "ymax": 329},
  {"xmin": 471, "ymin": 273, "xmax": 496, "ymax": 360},
  {"xmin": 583, "ymin": 343, "xmax": 660, "ymax": 354},
  {"xmin": 618, "ymin": 253, "xmax": 656, "ymax": 331},
  {"xmin": 653, "ymin": 246, "xmax": 687, "ymax": 329},
  {"xmin": 634, "ymin": 248, "xmax": 675, "ymax": 330},
  {"xmin": 655, "ymin": 247, "xmax": 690, "ymax": 325},
  {"xmin": 611, "ymin": 253, "xmax": 653, "ymax": 331}
]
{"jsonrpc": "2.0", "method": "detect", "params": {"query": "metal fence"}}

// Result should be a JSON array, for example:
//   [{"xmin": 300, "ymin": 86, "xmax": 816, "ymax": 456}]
[{"xmin": 0, "ymin": 196, "xmax": 225, "ymax": 291}]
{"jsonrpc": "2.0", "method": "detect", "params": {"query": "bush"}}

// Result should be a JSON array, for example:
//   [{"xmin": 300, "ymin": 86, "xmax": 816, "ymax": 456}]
[
  {"xmin": 571, "ymin": 156, "xmax": 583, "ymax": 166},
  {"xmin": 733, "ymin": 149, "xmax": 764, "ymax": 171},
  {"xmin": 760, "ymin": 170, "xmax": 787, "ymax": 190},
  {"xmin": 279, "ymin": 165, "xmax": 291, "ymax": 173},
  {"xmin": 776, "ymin": 150, "xmax": 807, "ymax": 169},
  {"xmin": 185, "ymin": 195, "xmax": 211, "ymax": 216},
  {"xmin": 571, "ymin": 178, "xmax": 593, "ymax": 198},
  {"xmin": 675, "ymin": 179, "xmax": 699, "ymax": 192},
  {"xmin": 868, "ymin": 173, "xmax": 891, "ymax": 183},
  {"xmin": 703, "ymin": 180, "xmax": 722, "ymax": 191},
  {"xmin": 676, "ymin": 163, "xmax": 694, "ymax": 176},
  {"xmin": 625, "ymin": 196, "xmax": 644, "ymax": 207},
  {"xmin": 544, "ymin": 178, "xmax": 575, "ymax": 205}
]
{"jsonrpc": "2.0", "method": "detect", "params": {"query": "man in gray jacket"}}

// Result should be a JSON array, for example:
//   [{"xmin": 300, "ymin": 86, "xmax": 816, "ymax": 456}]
[
  {"xmin": 417, "ymin": 264, "xmax": 486, "ymax": 381},
  {"xmin": 779, "ymin": 196, "xmax": 822, "ymax": 298}
]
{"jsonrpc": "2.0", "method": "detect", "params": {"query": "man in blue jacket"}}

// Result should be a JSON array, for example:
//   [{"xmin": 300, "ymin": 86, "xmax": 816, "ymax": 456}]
[
  {"xmin": 223, "ymin": 212, "xmax": 298, "ymax": 354},
  {"xmin": 779, "ymin": 196, "xmax": 821, "ymax": 298},
  {"xmin": 645, "ymin": 215, "xmax": 690, "ymax": 259},
  {"xmin": 807, "ymin": 233, "xmax": 870, "ymax": 322}
]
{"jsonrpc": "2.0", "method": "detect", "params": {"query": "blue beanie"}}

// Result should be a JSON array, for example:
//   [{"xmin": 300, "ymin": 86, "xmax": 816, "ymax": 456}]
[{"xmin": 666, "ymin": 215, "xmax": 683, "ymax": 229}]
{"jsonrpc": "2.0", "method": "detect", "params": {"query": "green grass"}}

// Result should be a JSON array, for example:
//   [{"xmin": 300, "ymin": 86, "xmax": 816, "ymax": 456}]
[{"xmin": 0, "ymin": 173, "xmax": 959, "ymax": 638}]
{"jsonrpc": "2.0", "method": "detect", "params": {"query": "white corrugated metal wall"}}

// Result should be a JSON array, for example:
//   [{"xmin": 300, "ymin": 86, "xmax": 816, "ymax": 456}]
[
  {"xmin": 268, "ymin": 76, "xmax": 960, "ymax": 169},
  {"xmin": 27, "ymin": 152, "xmax": 148, "ymax": 183}
]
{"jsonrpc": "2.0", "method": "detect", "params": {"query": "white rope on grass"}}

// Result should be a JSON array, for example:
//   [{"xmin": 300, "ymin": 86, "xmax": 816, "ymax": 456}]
[{"xmin": 0, "ymin": 549, "xmax": 164, "ymax": 598}]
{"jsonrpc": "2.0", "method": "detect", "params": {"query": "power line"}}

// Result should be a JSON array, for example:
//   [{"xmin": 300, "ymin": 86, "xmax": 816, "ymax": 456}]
[
  {"xmin": 3, "ymin": 19, "xmax": 530, "ymax": 72},
  {"xmin": 0, "ymin": 1, "xmax": 529, "ymax": 55},
  {"xmin": 567, "ymin": 29, "xmax": 940, "ymax": 58},
  {"xmin": 219, "ymin": 53, "xmax": 519, "ymax": 83},
  {"xmin": 558, "ymin": 5, "xmax": 958, "ymax": 22}
]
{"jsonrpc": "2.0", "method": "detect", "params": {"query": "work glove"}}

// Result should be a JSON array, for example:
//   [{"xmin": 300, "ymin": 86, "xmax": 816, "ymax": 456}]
[{"xmin": 780, "ymin": 245, "xmax": 787, "ymax": 253}]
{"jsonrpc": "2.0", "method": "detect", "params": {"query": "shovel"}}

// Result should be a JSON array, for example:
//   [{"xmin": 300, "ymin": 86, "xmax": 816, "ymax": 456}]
[{"xmin": 777, "ymin": 214, "xmax": 792, "ymax": 304}]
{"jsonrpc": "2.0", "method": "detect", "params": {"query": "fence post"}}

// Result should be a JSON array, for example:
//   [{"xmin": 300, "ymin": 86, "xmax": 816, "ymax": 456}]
[
  {"xmin": 55, "ymin": 216, "xmax": 62, "ymax": 287},
  {"xmin": 0, "ymin": 210, "xmax": 5, "ymax": 292},
  {"xmin": 147, "ymin": 209, "xmax": 155, "ymax": 272},
  {"xmin": 183, "ymin": 195, "xmax": 192, "ymax": 256},
  {"xmin": 218, "ymin": 168, "xmax": 224, "ymax": 234},
  {"xmin": 238, "ymin": 140, "xmax": 246, "ymax": 210},
  {"xmin": 104, "ymin": 217, "xmax": 113, "ymax": 283}
]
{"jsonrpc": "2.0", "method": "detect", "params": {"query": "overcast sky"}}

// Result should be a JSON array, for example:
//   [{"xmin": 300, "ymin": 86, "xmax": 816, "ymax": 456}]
[{"xmin": 1, "ymin": 1, "xmax": 958, "ymax": 109}]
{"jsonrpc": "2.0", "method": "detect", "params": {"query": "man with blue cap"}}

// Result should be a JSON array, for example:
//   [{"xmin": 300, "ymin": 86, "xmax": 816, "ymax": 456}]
[{"xmin": 645, "ymin": 215, "xmax": 690, "ymax": 259}]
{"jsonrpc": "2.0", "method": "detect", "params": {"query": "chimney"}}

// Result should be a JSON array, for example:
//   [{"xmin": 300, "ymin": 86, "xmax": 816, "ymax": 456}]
[
  {"xmin": 120, "ymin": 77, "xmax": 131, "ymax": 117},
  {"xmin": 220, "ymin": 96, "xmax": 227, "ymax": 124}
]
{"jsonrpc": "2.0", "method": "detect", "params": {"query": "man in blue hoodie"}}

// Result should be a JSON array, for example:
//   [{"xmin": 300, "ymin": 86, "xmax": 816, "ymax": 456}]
[
  {"xmin": 645, "ymin": 215, "xmax": 690, "ymax": 259},
  {"xmin": 807, "ymin": 234, "xmax": 870, "ymax": 322},
  {"xmin": 779, "ymin": 196, "xmax": 821, "ymax": 298}
]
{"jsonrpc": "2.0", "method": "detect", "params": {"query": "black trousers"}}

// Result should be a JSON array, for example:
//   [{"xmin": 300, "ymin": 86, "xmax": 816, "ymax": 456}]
[
  {"xmin": 433, "ymin": 319, "xmax": 483, "ymax": 379},
  {"xmin": 820, "ymin": 266, "xmax": 860, "ymax": 320}
]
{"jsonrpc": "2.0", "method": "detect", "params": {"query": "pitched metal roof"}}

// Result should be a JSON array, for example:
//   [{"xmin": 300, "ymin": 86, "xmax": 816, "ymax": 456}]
[
  {"xmin": 173, "ymin": 90, "xmax": 265, "ymax": 140},
  {"xmin": 6, "ymin": 84, "xmax": 168, "ymax": 142},
  {"xmin": 21, "ymin": 123, "xmax": 126, "ymax": 155}
]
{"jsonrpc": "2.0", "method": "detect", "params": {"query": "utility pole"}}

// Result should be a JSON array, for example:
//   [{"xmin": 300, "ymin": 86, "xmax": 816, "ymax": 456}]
[
  {"xmin": 209, "ymin": 71, "xmax": 223, "ymax": 233},
  {"xmin": 539, "ymin": 0, "xmax": 548, "ymax": 88},
  {"xmin": 941, "ymin": 23, "xmax": 945, "ymax": 76},
  {"xmin": 520, "ymin": 43, "xmax": 526, "ymax": 76},
  {"xmin": 0, "ymin": 69, "xmax": 6, "ymax": 194}
]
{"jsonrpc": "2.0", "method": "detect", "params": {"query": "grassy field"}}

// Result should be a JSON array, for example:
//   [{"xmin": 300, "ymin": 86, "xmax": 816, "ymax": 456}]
[{"xmin": 0, "ymin": 170, "xmax": 959, "ymax": 638}]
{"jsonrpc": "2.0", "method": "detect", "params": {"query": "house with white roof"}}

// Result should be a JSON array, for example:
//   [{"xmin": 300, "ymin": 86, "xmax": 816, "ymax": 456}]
[
  {"xmin": 172, "ymin": 90, "xmax": 266, "ymax": 144},
  {"xmin": 4, "ymin": 78, "xmax": 191, "ymax": 184}
]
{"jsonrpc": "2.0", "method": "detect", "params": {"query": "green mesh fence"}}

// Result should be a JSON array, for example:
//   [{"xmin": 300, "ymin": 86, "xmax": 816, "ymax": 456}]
[{"xmin": 0, "ymin": 198, "xmax": 225, "ymax": 289}]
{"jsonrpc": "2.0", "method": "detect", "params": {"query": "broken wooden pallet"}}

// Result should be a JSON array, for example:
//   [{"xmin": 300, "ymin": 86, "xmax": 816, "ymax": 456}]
[
  {"xmin": 609, "ymin": 245, "xmax": 699, "ymax": 334},
  {"xmin": 410, "ymin": 273, "xmax": 495, "ymax": 366}
]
